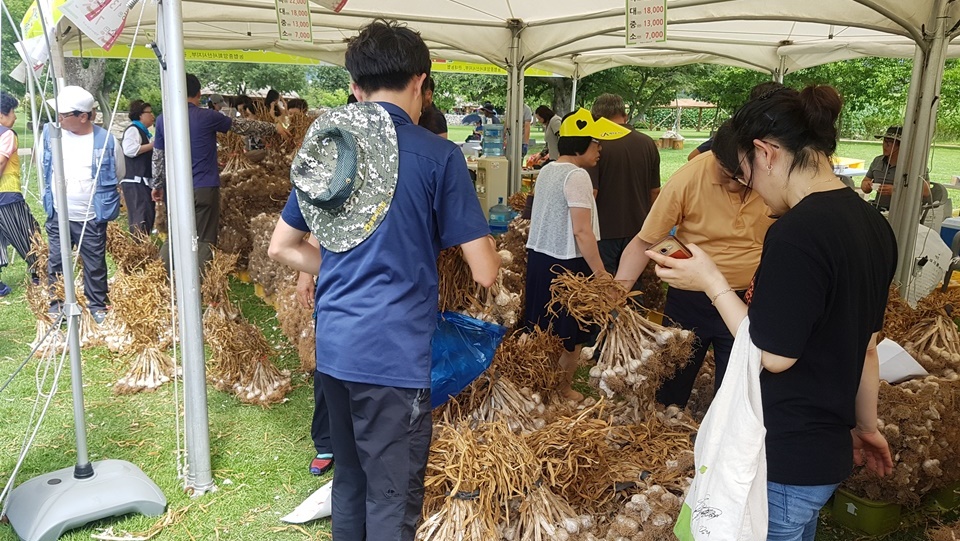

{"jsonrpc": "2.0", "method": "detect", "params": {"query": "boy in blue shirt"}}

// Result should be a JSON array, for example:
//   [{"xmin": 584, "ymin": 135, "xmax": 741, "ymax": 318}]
[{"xmin": 268, "ymin": 20, "xmax": 500, "ymax": 540}]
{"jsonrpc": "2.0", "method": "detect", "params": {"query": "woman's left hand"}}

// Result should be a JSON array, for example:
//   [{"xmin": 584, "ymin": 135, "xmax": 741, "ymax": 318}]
[{"xmin": 646, "ymin": 243, "xmax": 726, "ymax": 295}]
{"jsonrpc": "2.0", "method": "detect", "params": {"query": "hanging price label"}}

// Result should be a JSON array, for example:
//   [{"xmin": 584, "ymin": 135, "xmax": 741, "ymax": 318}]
[
  {"xmin": 626, "ymin": 0, "xmax": 667, "ymax": 46},
  {"xmin": 313, "ymin": 0, "xmax": 348, "ymax": 12},
  {"xmin": 276, "ymin": 0, "xmax": 313, "ymax": 43}
]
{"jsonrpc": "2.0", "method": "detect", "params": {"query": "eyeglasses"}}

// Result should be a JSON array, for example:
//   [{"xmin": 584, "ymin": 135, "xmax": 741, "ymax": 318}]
[
  {"xmin": 731, "ymin": 152, "xmax": 751, "ymax": 187},
  {"xmin": 58, "ymin": 111, "xmax": 82, "ymax": 119},
  {"xmin": 143, "ymin": 110, "xmax": 154, "ymax": 115},
  {"xmin": 591, "ymin": 138, "xmax": 602, "ymax": 149}
]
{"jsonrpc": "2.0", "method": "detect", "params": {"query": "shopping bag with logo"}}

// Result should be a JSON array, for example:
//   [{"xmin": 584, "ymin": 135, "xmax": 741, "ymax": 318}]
[
  {"xmin": 430, "ymin": 311, "xmax": 507, "ymax": 408},
  {"xmin": 675, "ymin": 317, "xmax": 767, "ymax": 540}
]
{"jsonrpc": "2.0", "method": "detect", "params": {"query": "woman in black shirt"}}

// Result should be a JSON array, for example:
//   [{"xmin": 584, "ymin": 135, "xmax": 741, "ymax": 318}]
[{"xmin": 646, "ymin": 85, "xmax": 897, "ymax": 541}]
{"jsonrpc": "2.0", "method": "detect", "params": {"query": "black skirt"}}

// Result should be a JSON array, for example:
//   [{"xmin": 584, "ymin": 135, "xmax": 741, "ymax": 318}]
[{"xmin": 524, "ymin": 249, "xmax": 595, "ymax": 351}]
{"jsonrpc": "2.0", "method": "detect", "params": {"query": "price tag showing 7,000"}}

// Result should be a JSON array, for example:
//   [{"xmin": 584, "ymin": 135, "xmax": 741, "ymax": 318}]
[
  {"xmin": 626, "ymin": 0, "xmax": 667, "ymax": 45},
  {"xmin": 276, "ymin": 0, "xmax": 313, "ymax": 43}
]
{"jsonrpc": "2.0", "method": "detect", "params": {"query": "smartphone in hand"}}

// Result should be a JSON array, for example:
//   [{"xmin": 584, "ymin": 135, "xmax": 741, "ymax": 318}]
[{"xmin": 649, "ymin": 234, "xmax": 692, "ymax": 260}]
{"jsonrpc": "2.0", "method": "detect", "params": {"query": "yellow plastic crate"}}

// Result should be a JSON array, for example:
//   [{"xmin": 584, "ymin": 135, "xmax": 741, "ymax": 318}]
[{"xmin": 831, "ymin": 156, "xmax": 866, "ymax": 170}]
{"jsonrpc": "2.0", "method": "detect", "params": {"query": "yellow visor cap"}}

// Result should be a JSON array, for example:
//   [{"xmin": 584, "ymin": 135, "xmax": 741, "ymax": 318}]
[{"xmin": 558, "ymin": 108, "xmax": 631, "ymax": 140}]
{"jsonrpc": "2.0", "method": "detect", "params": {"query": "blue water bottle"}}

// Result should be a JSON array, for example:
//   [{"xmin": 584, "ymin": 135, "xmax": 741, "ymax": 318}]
[{"xmin": 489, "ymin": 197, "xmax": 512, "ymax": 236}]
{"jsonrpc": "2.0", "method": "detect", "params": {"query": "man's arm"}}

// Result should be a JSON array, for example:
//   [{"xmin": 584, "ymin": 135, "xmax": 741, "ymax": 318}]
[
  {"xmin": 231, "ymin": 117, "xmax": 279, "ymax": 139},
  {"xmin": 614, "ymin": 234, "xmax": 653, "ymax": 288},
  {"xmin": 268, "ymin": 218, "xmax": 322, "ymax": 275},
  {"xmin": 852, "ymin": 332, "xmax": 894, "ymax": 477},
  {"xmin": 459, "ymin": 235, "xmax": 500, "ymax": 288}
]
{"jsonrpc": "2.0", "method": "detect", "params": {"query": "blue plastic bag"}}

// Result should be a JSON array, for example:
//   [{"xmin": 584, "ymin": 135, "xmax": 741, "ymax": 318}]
[{"xmin": 430, "ymin": 311, "xmax": 507, "ymax": 409}]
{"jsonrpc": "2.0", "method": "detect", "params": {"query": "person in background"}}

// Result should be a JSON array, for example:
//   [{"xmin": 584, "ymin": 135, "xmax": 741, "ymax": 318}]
[
  {"xmin": 286, "ymin": 98, "xmax": 309, "ymax": 115},
  {"xmin": 0, "ymin": 91, "xmax": 39, "ymax": 296},
  {"xmin": 418, "ymin": 76, "xmax": 448, "ymax": 138},
  {"xmin": 265, "ymin": 88, "xmax": 286, "ymax": 118},
  {"xmin": 152, "ymin": 74, "xmax": 282, "ymax": 266},
  {"xmin": 647, "ymin": 85, "xmax": 895, "ymax": 540},
  {"xmin": 535, "ymin": 105, "xmax": 562, "ymax": 162},
  {"xmin": 478, "ymin": 101, "xmax": 500, "ymax": 124},
  {"xmin": 525, "ymin": 108, "xmax": 629, "ymax": 402},
  {"xmin": 120, "ymin": 99, "xmax": 156, "ymax": 236},
  {"xmin": 588, "ymin": 93, "xmax": 660, "ymax": 279},
  {"xmin": 208, "ymin": 93, "xmax": 226, "ymax": 112},
  {"xmin": 861, "ymin": 126, "xmax": 931, "ymax": 210},
  {"xmin": 41, "ymin": 86, "xmax": 125, "ymax": 324},
  {"xmin": 522, "ymin": 103, "xmax": 532, "ymax": 155},
  {"xmin": 615, "ymin": 122, "xmax": 773, "ymax": 407},
  {"xmin": 268, "ymin": 20, "xmax": 500, "ymax": 541}
]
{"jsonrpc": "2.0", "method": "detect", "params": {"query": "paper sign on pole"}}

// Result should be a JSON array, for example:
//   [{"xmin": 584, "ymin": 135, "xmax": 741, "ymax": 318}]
[
  {"xmin": 312, "ymin": 0, "xmax": 348, "ymax": 12},
  {"xmin": 59, "ymin": 0, "xmax": 128, "ymax": 51},
  {"xmin": 626, "ymin": 0, "xmax": 667, "ymax": 46},
  {"xmin": 276, "ymin": 0, "xmax": 313, "ymax": 43}
]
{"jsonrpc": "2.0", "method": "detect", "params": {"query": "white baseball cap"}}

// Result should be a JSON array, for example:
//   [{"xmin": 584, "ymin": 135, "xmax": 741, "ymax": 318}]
[{"xmin": 46, "ymin": 86, "xmax": 95, "ymax": 114}]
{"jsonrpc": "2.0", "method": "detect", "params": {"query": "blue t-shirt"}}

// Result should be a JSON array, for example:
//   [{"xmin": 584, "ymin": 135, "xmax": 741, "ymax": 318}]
[
  {"xmin": 154, "ymin": 103, "xmax": 232, "ymax": 189},
  {"xmin": 281, "ymin": 102, "xmax": 491, "ymax": 388}
]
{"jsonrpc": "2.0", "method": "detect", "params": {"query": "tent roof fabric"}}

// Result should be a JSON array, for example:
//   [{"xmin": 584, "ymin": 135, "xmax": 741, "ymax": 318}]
[{"xmin": 56, "ymin": 0, "xmax": 960, "ymax": 78}]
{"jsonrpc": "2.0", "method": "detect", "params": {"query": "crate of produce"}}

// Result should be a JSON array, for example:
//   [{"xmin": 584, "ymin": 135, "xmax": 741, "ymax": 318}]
[
  {"xmin": 831, "ymin": 488, "xmax": 901, "ymax": 536},
  {"xmin": 925, "ymin": 482, "xmax": 960, "ymax": 512}
]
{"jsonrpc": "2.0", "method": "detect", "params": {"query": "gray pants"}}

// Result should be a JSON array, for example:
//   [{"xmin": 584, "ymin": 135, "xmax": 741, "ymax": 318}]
[
  {"xmin": 319, "ymin": 373, "xmax": 431, "ymax": 541},
  {"xmin": 46, "ymin": 216, "xmax": 108, "ymax": 312},
  {"xmin": 0, "ymin": 200, "xmax": 38, "ymax": 274}
]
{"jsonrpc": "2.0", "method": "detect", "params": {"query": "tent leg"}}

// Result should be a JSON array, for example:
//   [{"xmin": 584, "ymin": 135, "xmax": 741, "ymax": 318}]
[
  {"xmin": 889, "ymin": 0, "xmax": 951, "ymax": 295},
  {"xmin": 157, "ymin": 0, "xmax": 215, "ymax": 495}
]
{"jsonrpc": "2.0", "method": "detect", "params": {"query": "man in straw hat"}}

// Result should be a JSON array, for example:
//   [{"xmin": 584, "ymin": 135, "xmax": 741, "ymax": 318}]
[{"xmin": 269, "ymin": 19, "xmax": 500, "ymax": 539}]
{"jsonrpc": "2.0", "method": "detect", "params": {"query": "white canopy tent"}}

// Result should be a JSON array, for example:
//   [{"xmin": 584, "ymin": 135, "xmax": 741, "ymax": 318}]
[{"xmin": 32, "ymin": 0, "xmax": 960, "ymax": 494}]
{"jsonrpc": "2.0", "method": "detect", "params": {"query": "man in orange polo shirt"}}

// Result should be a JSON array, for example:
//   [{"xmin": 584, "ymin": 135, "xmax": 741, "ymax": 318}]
[{"xmin": 615, "ymin": 127, "xmax": 773, "ymax": 407}]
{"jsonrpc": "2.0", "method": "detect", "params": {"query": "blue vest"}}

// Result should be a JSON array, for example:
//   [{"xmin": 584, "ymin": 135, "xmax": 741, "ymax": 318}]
[{"xmin": 42, "ymin": 124, "xmax": 120, "ymax": 223}]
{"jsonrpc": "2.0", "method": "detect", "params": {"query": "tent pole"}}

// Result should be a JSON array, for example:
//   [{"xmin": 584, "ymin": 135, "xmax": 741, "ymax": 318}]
[
  {"xmin": 506, "ymin": 19, "xmax": 523, "ymax": 195},
  {"xmin": 889, "ymin": 0, "xmax": 950, "ymax": 295},
  {"xmin": 775, "ymin": 56, "xmax": 786, "ymax": 83},
  {"xmin": 570, "ymin": 74, "xmax": 578, "ymax": 111},
  {"xmin": 157, "ymin": 0, "xmax": 216, "ymax": 494}
]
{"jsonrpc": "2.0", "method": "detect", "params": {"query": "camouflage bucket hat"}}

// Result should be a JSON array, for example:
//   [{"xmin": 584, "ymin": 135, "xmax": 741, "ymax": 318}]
[{"xmin": 291, "ymin": 102, "xmax": 399, "ymax": 253}]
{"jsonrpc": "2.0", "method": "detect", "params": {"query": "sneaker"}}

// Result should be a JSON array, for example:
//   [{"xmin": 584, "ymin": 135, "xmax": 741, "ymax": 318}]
[
  {"xmin": 92, "ymin": 310, "xmax": 108, "ymax": 325},
  {"xmin": 309, "ymin": 453, "xmax": 334, "ymax": 476},
  {"xmin": 0, "ymin": 282, "xmax": 10, "ymax": 297},
  {"xmin": 30, "ymin": 273, "xmax": 40, "ymax": 286}
]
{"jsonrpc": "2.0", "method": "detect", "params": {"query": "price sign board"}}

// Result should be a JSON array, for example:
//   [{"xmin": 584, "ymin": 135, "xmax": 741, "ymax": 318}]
[
  {"xmin": 276, "ymin": 0, "xmax": 313, "ymax": 43},
  {"xmin": 626, "ymin": 0, "xmax": 667, "ymax": 45},
  {"xmin": 60, "ymin": 0, "xmax": 128, "ymax": 51}
]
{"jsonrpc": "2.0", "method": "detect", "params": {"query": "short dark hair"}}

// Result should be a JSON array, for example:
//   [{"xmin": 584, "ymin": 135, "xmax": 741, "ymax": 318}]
[
  {"xmin": 128, "ymin": 99, "xmax": 151, "ymax": 121},
  {"xmin": 591, "ymin": 93, "xmax": 626, "ymax": 120},
  {"xmin": 0, "ymin": 92, "xmax": 18, "ymax": 116},
  {"xmin": 235, "ymin": 95, "xmax": 253, "ymax": 112},
  {"xmin": 265, "ymin": 89, "xmax": 280, "ymax": 107},
  {"xmin": 535, "ymin": 105, "xmax": 555, "ymax": 122},
  {"xmin": 287, "ymin": 98, "xmax": 308, "ymax": 111},
  {"xmin": 345, "ymin": 20, "xmax": 431, "ymax": 93},
  {"xmin": 424, "ymin": 76, "xmax": 436, "ymax": 93},
  {"xmin": 557, "ymin": 113, "xmax": 592, "ymax": 156},
  {"xmin": 185, "ymin": 73, "xmax": 201, "ymax": 98}
]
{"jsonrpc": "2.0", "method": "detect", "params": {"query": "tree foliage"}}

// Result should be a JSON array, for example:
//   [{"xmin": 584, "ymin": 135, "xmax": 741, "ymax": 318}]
[{"xmin": 0, "ymin": 0, "xmax": 31, "ymax": 96}]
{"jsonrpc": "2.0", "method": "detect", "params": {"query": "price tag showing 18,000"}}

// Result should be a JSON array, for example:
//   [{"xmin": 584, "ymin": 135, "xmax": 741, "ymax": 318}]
[
  {"xmin": 276, "ymin": 0, "xmax": 313, "ymax": 43},
  {"xmin": 626, "ymin": 0, "xmax": 667, "ymax": 45}
]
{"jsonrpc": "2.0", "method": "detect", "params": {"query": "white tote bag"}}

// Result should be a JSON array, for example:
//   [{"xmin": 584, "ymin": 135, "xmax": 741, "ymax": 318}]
[{"xmin": 674, "ymin": 317, "xmax": 767, "ymax": 541}]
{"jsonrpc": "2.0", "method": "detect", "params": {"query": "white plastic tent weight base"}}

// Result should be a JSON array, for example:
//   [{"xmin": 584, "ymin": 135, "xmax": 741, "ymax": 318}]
[{"xmin": 3, "ymin": 459, "xmax": 167, "ymax": 541}]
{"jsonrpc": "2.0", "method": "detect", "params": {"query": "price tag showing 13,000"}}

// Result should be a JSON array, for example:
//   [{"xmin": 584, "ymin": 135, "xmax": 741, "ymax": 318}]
[
  {"xmin": 626, "ymin": 0, "xmax": 667, "ymax": 45},
  {"xmin": 276, "ymin": 0, "xmax": 313, "ymax": 43}
]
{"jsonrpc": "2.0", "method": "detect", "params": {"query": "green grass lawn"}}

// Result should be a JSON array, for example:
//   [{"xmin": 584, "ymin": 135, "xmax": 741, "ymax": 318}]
[{"xmin": 0, "ymin": 204, "xmax": 333, "ymax": 539}]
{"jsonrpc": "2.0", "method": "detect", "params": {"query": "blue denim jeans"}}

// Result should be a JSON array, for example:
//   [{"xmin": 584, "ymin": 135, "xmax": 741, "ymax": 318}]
[{"xmin": 767, "ymin": 481, "xmax": 839, "ymax": 541}]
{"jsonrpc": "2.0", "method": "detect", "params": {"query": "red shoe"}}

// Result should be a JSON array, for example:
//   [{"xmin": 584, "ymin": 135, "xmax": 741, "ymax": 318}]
[{"xmin": 309, "ymin": 453, "xmax": 334, "ymax": 476}]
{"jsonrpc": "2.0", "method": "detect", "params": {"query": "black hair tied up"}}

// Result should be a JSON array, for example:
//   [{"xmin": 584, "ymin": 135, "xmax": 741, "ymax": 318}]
[{"xmin": 724, "ymin": 84, "xmax": 843, "ymax": 176}]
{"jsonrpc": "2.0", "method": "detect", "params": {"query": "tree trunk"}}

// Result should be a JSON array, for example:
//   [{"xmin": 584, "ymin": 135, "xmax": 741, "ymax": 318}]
[
  {"xmin": 547, "ymin": 77, "xmax": 573, "ymax": 115},
  {"xmin": 63, "ymin": 58, "xmax": 107, "ymax": 92}
]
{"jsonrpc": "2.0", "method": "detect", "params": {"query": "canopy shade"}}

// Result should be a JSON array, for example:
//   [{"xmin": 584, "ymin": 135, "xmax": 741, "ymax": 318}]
[{"xmin": 43, "ymin": 0, "xmax": 960, "ymax": 78}]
